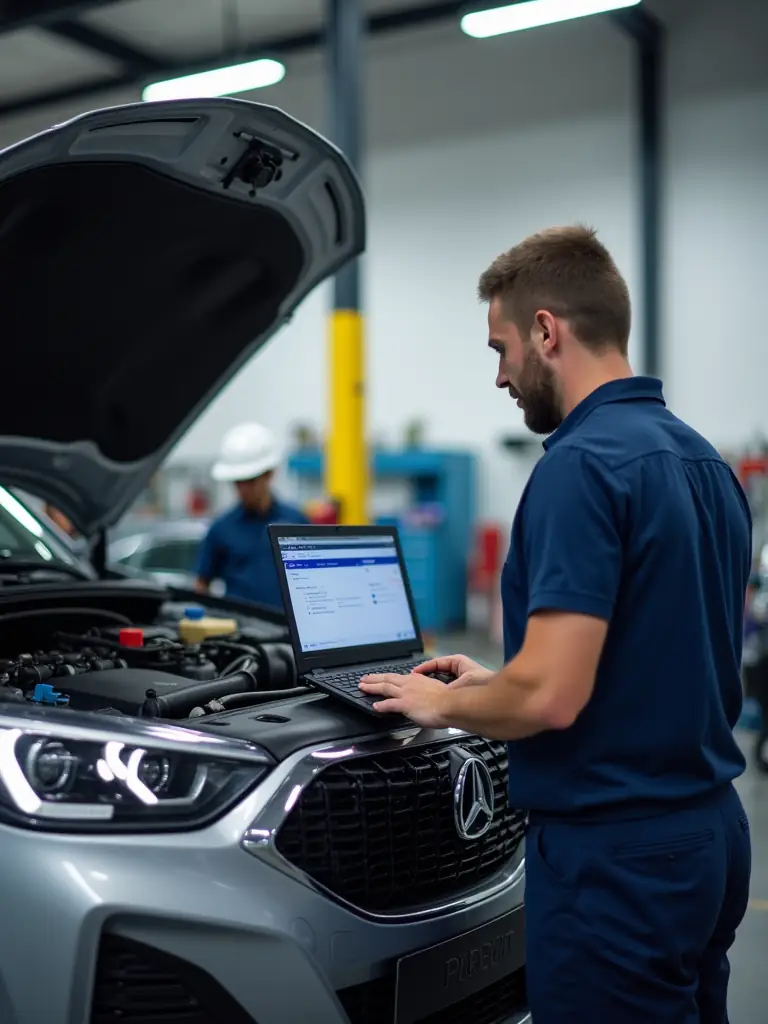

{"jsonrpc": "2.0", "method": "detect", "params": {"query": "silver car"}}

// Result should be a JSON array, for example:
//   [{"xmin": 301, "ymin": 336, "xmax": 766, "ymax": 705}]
[
  {"xmin": 0, "ymin": 99, "xmax": 528, "ymax": 1024},
  {"xmin": 109, "ymin": 517, "xmax": 210, "ymax": 590}
]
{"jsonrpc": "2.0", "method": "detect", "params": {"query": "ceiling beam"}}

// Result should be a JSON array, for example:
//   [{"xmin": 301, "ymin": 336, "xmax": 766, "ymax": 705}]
[
  {"xmin": 46, "ymin": 19, "xmax": 167, "ymax": 72},
  {"xmin": 0, "ymin": 1, "xmax": 468, "ymax": 120},
  {"xmin": 0, "ymin": 0, "xmax": 116, "ymax": 32}
]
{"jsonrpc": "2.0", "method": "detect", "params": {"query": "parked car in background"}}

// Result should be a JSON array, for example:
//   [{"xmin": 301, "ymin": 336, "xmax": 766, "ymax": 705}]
[{"xmin": 109, "ymin": 517, "xmax": 210, "ymax": 590}]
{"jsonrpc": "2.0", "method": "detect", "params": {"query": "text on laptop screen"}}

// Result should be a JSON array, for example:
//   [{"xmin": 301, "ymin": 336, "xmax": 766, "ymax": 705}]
[{"xmin": 277, "ymin": 535, "xmax": 418, "ymax": 653}]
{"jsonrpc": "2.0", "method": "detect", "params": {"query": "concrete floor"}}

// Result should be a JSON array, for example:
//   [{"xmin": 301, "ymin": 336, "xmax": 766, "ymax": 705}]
[{"xmin": 436, "ymin": 631, "xmax": 768, "ymax": 1019}]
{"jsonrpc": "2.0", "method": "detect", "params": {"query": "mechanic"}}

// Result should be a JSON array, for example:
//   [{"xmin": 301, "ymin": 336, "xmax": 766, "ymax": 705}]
[
  {"xmin": 194, "ymin": 421, "xmax": 308, "ymax": 608},
  {"xmin": 360, "ymin": 225, "xmax": 752, "ymax": 1023}
]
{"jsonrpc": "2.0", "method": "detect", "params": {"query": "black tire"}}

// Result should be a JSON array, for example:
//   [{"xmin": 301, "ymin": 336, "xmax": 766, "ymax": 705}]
[
  {"xmin": 743, "ymin": 662, "xmax": 760, "ymax": 701},
  {"xmin": 749, "ymin": 652, "xmax": 768, "ymax": 772},
  {"xmin": 755, "ymin": 729, "xmax": 768, "ymax": 774}
]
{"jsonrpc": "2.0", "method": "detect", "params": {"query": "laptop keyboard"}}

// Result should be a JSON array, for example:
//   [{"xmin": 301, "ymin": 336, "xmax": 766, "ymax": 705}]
[
  {"xmin": 313, "ymin": 661, "xmax": 423, "ymax": 707},
  {"xmin": 320, "ymin": 661, "xmax": 422, "ymax": 691}
]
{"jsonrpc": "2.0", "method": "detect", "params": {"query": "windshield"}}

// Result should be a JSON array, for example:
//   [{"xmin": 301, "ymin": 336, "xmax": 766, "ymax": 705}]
[{"xmin": 0, "ymin": 487, "xmax": 85, "ymax": 566}]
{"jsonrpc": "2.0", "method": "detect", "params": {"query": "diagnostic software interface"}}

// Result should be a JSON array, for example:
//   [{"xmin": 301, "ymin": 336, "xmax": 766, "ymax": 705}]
[{"xmin": 277, "ymin": 534, "xmax": 418, "ymax": 653}]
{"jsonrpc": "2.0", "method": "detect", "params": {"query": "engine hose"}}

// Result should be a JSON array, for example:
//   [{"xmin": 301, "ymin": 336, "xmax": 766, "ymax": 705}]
[
  {"xmin": 221, "ymin": 653, "xmax": 260, "ymax": 677},
  {"xmin": 213, "ymin": 686, "xmax": 311, "ymax": 710},
  {"xmin": 200, "ymin": 639, "xmax": 295, "ymax": 688},
  {"xmin": 199, "ymin": 639, "xmax": 267, "ymax": 677},
  {"xmin": 139, "ymin": 668, "xmax": 258, "ymax": 719}
]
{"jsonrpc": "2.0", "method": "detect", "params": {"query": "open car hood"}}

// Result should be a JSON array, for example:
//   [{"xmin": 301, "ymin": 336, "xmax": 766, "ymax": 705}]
[{"xmin": 0, "ymin": 99, "xmax": 365, "ymax": 536}]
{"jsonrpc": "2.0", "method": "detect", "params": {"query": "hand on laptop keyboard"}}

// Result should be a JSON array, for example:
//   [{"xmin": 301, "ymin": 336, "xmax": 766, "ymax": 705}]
[
  {"xmin": 322, "ymin": 662, "xmax": 421, "ymax": 696},
  {"xmin": 358, "ymin": 668, "xmax": 458, "ymax": 727}
]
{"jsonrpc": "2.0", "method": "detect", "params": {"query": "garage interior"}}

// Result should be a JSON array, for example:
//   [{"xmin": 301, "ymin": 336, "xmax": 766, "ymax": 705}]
[{"xmin": 0, "ymin": 0, "xmax": 766, "ymax": 1021}]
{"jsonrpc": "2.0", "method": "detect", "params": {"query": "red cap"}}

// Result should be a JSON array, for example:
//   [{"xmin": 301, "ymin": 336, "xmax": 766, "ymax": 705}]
[{"xmin": 119, "ymin": 628, "xmax": 144, "ymax": 648}]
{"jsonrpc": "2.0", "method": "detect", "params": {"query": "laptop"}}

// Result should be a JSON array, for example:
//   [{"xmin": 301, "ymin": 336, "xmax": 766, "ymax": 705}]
[{"xmin": 269, "ymin": 524, "xmax": 437, "ymax": 716}]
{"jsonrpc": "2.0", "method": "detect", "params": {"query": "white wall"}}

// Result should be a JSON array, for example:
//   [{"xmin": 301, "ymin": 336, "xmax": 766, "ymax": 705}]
[
  {"xmin": 179, "ymin": 14, "xmax": 640, "ymax": 524},
  {"xmin": 1, "ymin": 0, "xmax": 766, "ymax": 524},
  {"xmin": 663, "ymin": 0, "xmax": 768, "ymax": 451}
]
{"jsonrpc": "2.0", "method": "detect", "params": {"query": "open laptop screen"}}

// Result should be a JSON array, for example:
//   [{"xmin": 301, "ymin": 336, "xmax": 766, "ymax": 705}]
[{"xmin": 275, "ymin": 532, "xmax": 418, "ymax": 654}]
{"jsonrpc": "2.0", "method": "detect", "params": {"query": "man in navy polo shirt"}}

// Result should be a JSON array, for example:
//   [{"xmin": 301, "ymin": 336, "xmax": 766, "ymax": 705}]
[
  {"xmin": 361, "ymin": 226, "xmax": 752, "ymax": 1022},
  {"xmin": 194, "ymin": 422, "xmax": 308, "ymax": 608}
]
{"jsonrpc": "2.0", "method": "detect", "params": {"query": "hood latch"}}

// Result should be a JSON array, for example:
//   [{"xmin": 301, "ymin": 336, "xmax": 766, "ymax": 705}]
[{"xmin": 222, "ymin": 132, "xmax": 284, "ymax": 196}]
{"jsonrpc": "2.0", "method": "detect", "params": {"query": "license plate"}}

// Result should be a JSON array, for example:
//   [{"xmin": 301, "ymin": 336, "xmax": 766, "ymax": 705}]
[{"xmin": 394, "ymin": 906, "xmax": 525, "ymax": 1024}]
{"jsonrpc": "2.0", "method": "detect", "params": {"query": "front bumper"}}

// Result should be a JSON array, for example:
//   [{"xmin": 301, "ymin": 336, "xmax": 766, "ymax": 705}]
[{"xmin": 0, "ymin": 762, "xmax": 527, "ymax": 1024}]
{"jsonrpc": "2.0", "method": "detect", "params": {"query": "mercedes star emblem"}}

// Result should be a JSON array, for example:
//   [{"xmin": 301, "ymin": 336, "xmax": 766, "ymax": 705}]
[{"xmin": 453, "ymin": 755, "xmax": 495, "ymax": 840}]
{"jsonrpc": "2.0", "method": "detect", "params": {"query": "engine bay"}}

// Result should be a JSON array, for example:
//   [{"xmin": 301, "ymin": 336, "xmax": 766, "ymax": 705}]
[
  {"xmin": 0, "ymin": 581, "xmax": 419, "ymax": 770},
  {"xmin": 0, "ymin": 599, "xmax": 309, "ymax": 723}
]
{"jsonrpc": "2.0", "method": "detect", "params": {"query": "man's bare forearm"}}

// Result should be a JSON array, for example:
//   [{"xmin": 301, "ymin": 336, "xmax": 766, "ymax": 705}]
[{"xmin": 440, "ymin": 660, "xmax": 552, "ymax": 740}]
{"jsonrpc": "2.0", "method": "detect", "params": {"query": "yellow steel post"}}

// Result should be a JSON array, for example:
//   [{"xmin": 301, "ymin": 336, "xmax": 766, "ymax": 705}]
[
  {"xmin": 326, "ymin": 0, "xmax": 367, "ymax": 525},
  {"xmin": 327, "ymin": 308, "xmax": 367, "ymax": 524}
]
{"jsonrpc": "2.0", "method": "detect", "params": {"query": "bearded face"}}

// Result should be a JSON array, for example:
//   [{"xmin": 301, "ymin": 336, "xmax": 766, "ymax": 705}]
[{"xmin": 488, "ymin": 298, "xmax": 563, "ymax": 435}]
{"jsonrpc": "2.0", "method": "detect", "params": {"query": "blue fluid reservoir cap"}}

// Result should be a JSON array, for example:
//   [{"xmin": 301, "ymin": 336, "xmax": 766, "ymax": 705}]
[
  {"xmin": 30, "ymin": 683, "xmax": 70, "ymax": 706},
  {"xmin": 184, "ymin": 606, "xmax": 205, "ymax": 620}
]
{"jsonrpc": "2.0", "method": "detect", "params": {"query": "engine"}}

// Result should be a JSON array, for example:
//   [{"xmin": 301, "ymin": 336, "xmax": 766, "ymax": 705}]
[{"xmin": 0, "ymin": 613, "xmax": 302, "ymax": 721}]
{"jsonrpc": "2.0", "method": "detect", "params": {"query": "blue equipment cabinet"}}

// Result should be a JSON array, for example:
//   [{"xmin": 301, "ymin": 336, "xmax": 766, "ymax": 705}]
[{"xmin": 287, "ymin": 449, "xmax": 477, "ymax": 633}]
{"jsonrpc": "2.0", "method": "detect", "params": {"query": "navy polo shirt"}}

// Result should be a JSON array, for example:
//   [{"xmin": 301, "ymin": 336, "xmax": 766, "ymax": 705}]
[
  {"xmin": 502, "ymin": 377, "xmax": 751, "ymax": 819},
  {"xmin": 195, "ymin": 499, "xmax": 308, "ymax": 608}
]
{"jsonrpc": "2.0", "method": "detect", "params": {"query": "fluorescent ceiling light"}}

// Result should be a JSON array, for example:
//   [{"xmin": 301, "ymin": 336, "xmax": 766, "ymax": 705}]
[
  {"xmin": 461, "ymin": 0, "xmax": 641, "ymax": 38},
  {"xmin": 142, "ymin": 58, "xmax": 285, "ymax": 102}
]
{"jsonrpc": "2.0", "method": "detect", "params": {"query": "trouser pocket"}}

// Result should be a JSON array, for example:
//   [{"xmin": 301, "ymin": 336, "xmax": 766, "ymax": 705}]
[
  {"xmin": 525, "ymin": 810, "xmax": 730, "ymax": 1024},
  {"xmin": 612, "ymin": 828, "xmax": 715, "ymax": 868},
  {"xmin": 527, "ymin": 822, "xmax": 584, "ymax": 889}
]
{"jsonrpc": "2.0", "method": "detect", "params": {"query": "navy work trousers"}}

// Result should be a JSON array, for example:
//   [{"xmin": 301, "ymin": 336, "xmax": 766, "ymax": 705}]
[{"xmin": 525, "ymin": 784, "xmax": 751, "ymax": 1023}]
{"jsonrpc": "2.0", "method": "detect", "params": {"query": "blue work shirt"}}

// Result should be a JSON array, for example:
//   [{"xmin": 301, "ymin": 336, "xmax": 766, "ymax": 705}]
[
  {"xmin": 195, "ymin": 499, "xmax": 308, "ymax": 608},
  {"xmin": 502, "ymin": 377, "xmax": 751, "ymax": 819}
]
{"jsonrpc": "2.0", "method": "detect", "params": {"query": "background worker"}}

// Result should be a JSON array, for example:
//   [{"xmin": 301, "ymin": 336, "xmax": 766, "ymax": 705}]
[
  {"xmin": 194, "ymin": 422, "xmax": 308, "ymax": 608},
  {"xmin": 360, "ymin": 226, "xmax": 752, "ymax": 1024},
  {"xmin": 43, "ymin": 503, "xmax": 78, "ymax": 539},
  {"xmin": 42, "ymin": 502, "xmax": 89, "ymax": 557}
]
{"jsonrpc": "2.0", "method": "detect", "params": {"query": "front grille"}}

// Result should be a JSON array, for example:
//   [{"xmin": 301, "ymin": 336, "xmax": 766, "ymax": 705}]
[
  {"xmin": 276, "ymin": 736, "xmax": 526, "ymax": 912},
  {"xmin": 91, "ymin": 935, "xmax": 256, "ymax": 1024},
  {"xmin": 338, "ymin": 967, "xmax": 527, "ymax": 1024}
]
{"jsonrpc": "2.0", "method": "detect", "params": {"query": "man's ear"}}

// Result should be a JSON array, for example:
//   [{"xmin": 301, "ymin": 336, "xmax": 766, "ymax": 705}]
[{"xmin": 535, "ymin": 310, "xmax": 558, "ymax": 356}]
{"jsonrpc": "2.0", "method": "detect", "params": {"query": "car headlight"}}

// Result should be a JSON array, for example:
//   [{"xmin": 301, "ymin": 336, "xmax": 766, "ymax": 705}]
[{"xmin": 0, "ymin": 713, "xmax": 272, "ymax": 833}]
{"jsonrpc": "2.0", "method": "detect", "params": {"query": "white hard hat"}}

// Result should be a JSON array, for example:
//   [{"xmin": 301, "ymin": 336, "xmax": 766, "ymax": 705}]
[{"xmin": 212, "ymin": 422, "xmax": 281, "ymax": 482}]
